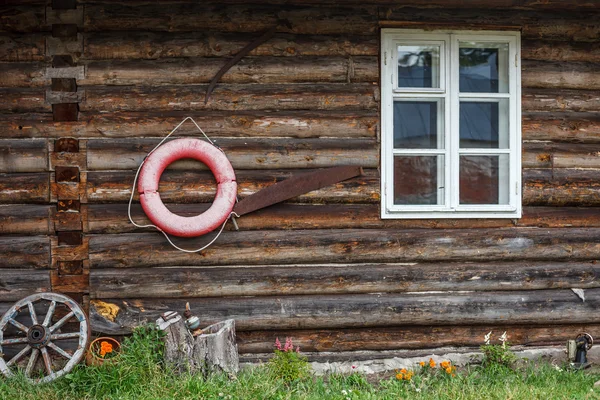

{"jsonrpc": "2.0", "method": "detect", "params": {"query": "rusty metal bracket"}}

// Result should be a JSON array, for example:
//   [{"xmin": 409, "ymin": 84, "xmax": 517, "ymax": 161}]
[
  {"xmin": 204, "ymin": 20, "xmax": 291, "ymax": 103},
  {"xmin": 233, "ymin": 165, "xmax": 363, "ymax": 217}
]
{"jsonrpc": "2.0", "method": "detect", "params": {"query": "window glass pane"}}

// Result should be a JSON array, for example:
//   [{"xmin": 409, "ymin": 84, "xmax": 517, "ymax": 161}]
[
  {"xmin": 397, "ymin": 45, "xmax": 440, "ymax": 89},
  {"xmin": 459, "ymin": 43, "xmax": 509, "ymax": 93},
  {"xmin": 460, "ymin": 100, "xmax": 509, "ymax": 148},
  {"xmin": 459, "ymin": 155, "xmax": 509, "ymax": 205},
  {"xmin": 394, "ymin": 155, "xmax": 444, "ymax": 205},
  {"xmin": 394, "ymin": 100, "xmax": 444, "ymax": 149}
]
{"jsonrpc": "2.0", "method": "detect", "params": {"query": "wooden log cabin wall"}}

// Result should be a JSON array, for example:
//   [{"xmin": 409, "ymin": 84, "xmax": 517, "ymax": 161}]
[{"xmin": 0, "ymin": 0, "xmax": 599, "ymax": 358}]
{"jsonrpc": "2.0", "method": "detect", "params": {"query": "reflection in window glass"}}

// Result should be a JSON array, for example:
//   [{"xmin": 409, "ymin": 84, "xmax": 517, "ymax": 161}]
[
  {"xmin": 397, "ymin": 45, "xmax": 440, "ymax": 88},
  {"xmin": 459, "ymin": 155, "xmax": 509, "ymax": 205},
  {"xmin": 393, "ymin": 101, "xmax": 443, "ymax": 149},
  {"xmin": 459, "ymin": 44, "xmax": 508, "ymax": 93},
  {"xmin": 394, "ymin": 155, "xmax": 444, "ymax": 205},
  {"xmin": 460, "ymin": 101, "xmax": 508, "ymax": 148}
]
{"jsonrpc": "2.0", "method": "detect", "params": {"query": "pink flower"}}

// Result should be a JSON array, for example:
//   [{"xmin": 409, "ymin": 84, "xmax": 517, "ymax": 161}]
[
  {"xmin": 275, "ymin": 337, "xmax": 282, "ymax": 350},
  {"xmin": 284, "ymin": 337, "xmax": 293, "ymax": 352},
  {"xmin": 296, "ymin": 346, "xmax": 300, "ymax": 353},
  {"xmin": 351, "ymin": 365, "xmax": 357, "ymax": 370}
]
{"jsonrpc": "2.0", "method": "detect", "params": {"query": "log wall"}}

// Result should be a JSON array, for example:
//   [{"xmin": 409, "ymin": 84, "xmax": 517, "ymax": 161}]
[{"xmin": 1, "ymin": 0, "xmax": 599, "ymax": 355}]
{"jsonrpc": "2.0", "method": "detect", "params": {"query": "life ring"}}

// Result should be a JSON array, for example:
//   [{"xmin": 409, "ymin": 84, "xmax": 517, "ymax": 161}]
[{"xmin": 138, "ymin": 138, "xmax": 237, "ymax": 237}]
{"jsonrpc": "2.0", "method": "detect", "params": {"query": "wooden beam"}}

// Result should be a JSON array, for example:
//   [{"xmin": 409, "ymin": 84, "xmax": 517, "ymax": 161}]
[
  {"xmin": 0, "ymin": 172, "xmax": 50, "ymax": 203},
  {"xmin": 0, "ymin": 269, "xmax": 51, "ymax": 302},
  {"xmin": 0, "ymin": 236, "xmax": 50, "ymax": 269}
]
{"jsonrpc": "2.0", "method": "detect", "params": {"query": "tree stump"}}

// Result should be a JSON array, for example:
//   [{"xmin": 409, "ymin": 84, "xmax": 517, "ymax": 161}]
[{"xmin": 157, "ymin": 313, "xmax": 239, "ymax": 377}]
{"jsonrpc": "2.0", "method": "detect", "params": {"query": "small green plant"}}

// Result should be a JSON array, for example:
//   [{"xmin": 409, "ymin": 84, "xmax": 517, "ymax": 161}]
[
  {"xmin": 266, "ymin": 337, "xmax": 311, "ymax": 383},
  {"xmin": 480, "ymin": 331, "xmax": 517, "ymax": 368}
]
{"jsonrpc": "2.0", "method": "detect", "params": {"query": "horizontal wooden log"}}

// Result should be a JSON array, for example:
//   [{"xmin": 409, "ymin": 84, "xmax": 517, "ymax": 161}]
[
  {"xmin": 379, "ymin": 8, "xmax": 600, "ymax": 42},
  {"xmin": 524, "ymin": 168, "xmax": 600, "ymax": 206},
  {"xmin": 522, "ymin": 60, "xmax": 600, "ymax": 90},
  {"xmin": 0, "ymin": 172, "xmax": 50, "ymax": 203},
  {"xmin": 85, "ymin": 168, "xmax": 599, "ymax": 206},
  {"xmin": 523, "ymin": 142, "xmax": 600, "ymax": 168},
  {"xmin": 0, "ymin": 88, "xmax": 49, "ymax": 112},
  {"xmin": 90, "ymin": 261, "xmax": 600, "ymax": 299},
  {"xmin": 0, "ymin": 34, "xmax": 45, "ymax": 61},
  {"xmin": 522, "ymin": 112, "xmax": 600, "ymax": 143},
  {"xmin": 83, "ymin": 32, "xmax": 378, "ymax": 60},
  {"xmin": 0, "ymin": 6, "xmax": 46, "ymax": 33},
  {"xmin": 81, "ymin": 84, "xmax": 379, "ymax": 112},
  {"xmin": 522, "ymin": 40, "xmax": 600, "ymax": 63},
  {"xmin": 0, "ymin": 62, "xmax": 46, "ymax": 87},
  {"xmin": 90, "ymin": 288, "xmax": 600, "ymax": 334},
  {"xmin": 237, "ymin": 324, "xmax": 600, "ymax": 353},
  {"xmin": 0, "ymin": 204, "xmax": 52, "ymax": 235},
  {"xmin": 86, "ymin": 204, "xmax": 600, "ymax": 234},
  {"xmin": 86, "ymin": 168, "xmax": 379, "ymax": 204},
  {"xmin": 86, "ymin": 138, "xmax": 377, "ymax": 170},
  {"xmin": 80, "ymin": 56, "xmax": 377, "ymax": 86},
  {"xmin": 89, "ymin": 227, "xmax": 600, "ymax": 269},
  {"xmin": 0, "ymin": 269, "xmax": 50, "ymax": 301},
  {"xmin": 0, "ymin": 236, "xmax": 49, "ymax": 269},
  {"xmin": 84, "ymin": 4, "xmax": 379, "ymax": 35},
  {"xmin": 522, "ymin": 88, "xmax": 600, "ymax": 112},
  {"xmin": 0, "ymin": 139, "xmax": 48, "ymax": 172}
]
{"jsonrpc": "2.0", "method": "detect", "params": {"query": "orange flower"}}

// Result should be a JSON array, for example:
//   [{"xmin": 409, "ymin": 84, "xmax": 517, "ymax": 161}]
[
  {"xmin": 99, "ymin": 341, "xmax": 113, "ymax": 357},
  {"xmin": 429, "ymin": 358, "xmax": 436, "ymax": 368},
  {"xmin": 445, "ymin": 367, "xmax": 452, "ymax": 374},
  {"xmin": 419, "ymin": 361, "xmax": 426, "ymax": 367},
  {"xmin": 440, "ymin": 360, "xmax": 450, "ymax": 369}
]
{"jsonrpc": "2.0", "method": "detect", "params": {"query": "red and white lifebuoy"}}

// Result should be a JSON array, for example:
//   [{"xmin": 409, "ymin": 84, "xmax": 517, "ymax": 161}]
[{"xmin": 137, "ymin": 138, "xmax": 237, "ymax": 237}]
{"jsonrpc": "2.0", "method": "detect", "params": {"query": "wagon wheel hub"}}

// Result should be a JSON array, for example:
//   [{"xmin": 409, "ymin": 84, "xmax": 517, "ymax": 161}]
[{"xmin": 27, "ymin": 324, "xmax": 50, "ymax": 349}]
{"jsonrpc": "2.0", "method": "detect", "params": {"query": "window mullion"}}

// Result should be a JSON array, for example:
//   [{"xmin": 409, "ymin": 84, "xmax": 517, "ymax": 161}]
[{"xmin": 449, "ymin": 34, "xmax": 459, "ymax": 210}]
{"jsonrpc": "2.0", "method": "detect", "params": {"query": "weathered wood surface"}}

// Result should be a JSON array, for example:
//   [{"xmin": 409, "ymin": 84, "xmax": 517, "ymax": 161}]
[
  {"xmin": 0, "ymin": 88, "xmax": 49, "ymax": 112},
  {"xmin": 0, "ymin": 269, "xmax": 50, "ymax": 301},
  {"xmin": 0, "ymin": 139, "xmax": 48, "ymax": 173},
  {"xmin": 86, "ymin": 204, "xmax": 600, "ymax": 234},
  {"xmin": 85, "ymin": 168, "xmax": 599, "ymax": 205},
  {"xmin": 80, "ymin": 57, "xmax": 376, "ymax": 86},
  {"xmin": 88, "ymin": 228, "xmax": 600, "ymax": 269},
  {"xmin": 158, "ymin": 313, "xmax": 196, "ymax": 374},
  {"xmin": 524, "ymin": 168, "xmax": 600, "ymax": 206},
  {"xmin": 4, "ymin": 111, "xmax": 600, "ymax": 143},
  {"xmin": 81, "ymin": 86, "xmax": 599, "ymax": 113},
  {"xmin": 236, "ymin": 324, "xmax": 600, "ymax": 353},
  {"xmin": 86, "ymin": 169, "xmax": 379, "ymax": 204},
  {"xmin": 0, "ymin": 61, "xmax": 46, "ymax": 87},
  {"xmin": 0, "ymin": 204, "xmax": 52, "ymax": 235},
  {"xmin": 90, "ymin": 261, "xmax": 600, "ymax": 299},
  {"xmin": 0, "ymin": 172, "xmax": 50, "ymax": 203},
  {"xmin": 522, "ymin": 40, "xmax": 600, "ymax": 63},
  {"xmin": 0, "ymin": 236, "xmax": 49, "ymax": 269},
  {"xmin": 81, "ymin": 84, "xmax": 378, "ymax": 112},
  {"xmin": 0, "ymin": 34, "xmax": 45, "ymax": 61},
  {"xmin": 522, "ymin": 89, "xmax": 600, "ymax": 112},
  {"xmin": 89, "ymin": 288, "xmax": 600, "ymax": 334},
  {"xmin": 521, "ymin": 60, "xmax": 600, "ymax": 90},
  {"xmin": 84, "ymin": 32, "xmax": 378, "ymax": 60},
  {"xmin": 523, "ymin": 142, "xmax": 600, "ymax": 169},
  {"xmin": 522, "ymin": 112, "xmax": 600, "ymax": 143},
  {"xmin": 378, "ymin": 8, "xmax": 600, "ymax": 42},
  {"xmin": 194, "ymin": 319, "xmax": 239, "ymax": 376},
  {"xmin": 0, "ymin": 6, "xmax": 46, "ymax": 33},
  {"xmin": 86, "ymin": 138, "xmax": 377, "ymax": 170}
]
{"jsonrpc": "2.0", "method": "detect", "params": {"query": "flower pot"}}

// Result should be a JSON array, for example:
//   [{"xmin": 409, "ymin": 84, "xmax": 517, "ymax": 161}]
[{"xmin": 86, "ymin": 337, "xmax": 120, "ymax": 366}]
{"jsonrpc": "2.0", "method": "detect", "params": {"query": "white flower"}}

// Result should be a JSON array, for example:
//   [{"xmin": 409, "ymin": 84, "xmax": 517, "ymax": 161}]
[
  {"xmin": 342, "ymin": 389, "xmax": 348, "ymax": 395},
  {"xmin": 484, "ymin": 331, "xmax": 492, "ymax": 345},
  {"xmin": 499, "ymin": 331, "xmax": 508, "ymax": 348},
  {"xmin": 348, "ymin": 389, "xmax": 353, "ymax": 393},
  {"xmin": 218, "ymin": 394, "xmax": 224, "ymax": 397},
  {"xmin": 415, "ymin": 388, "xmax": 421, "ymax": 392}
]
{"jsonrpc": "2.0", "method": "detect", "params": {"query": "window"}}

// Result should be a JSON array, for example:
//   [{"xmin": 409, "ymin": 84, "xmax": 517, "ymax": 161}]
[{"xmin": 380, "ymin": 29, "xmax": 521, "ymax": 219}]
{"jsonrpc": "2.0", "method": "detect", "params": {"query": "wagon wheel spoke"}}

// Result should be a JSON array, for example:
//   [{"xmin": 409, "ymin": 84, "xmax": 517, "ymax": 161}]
[
  {"xmin": 40, "ymin": 347, "xmax": 53, "ymax": 376},
  {"xmin": 42, "ymin": 301, "xmax": 56, "ymax": 327},
  {"xmin": 49, "ymin": 311, "xmax": 75, "ymax": 333},
  {"xmin": 47, "ymin": 342, "xmax": 72, "ymax": 360},
  {"xmin": 0, "ymin": 337, "xmax": 29, "ymax": 346},
  {"xmin": 25, "ymin": 348, "xmax": 39, "ymax": 378},
  {"xmin": 27, "ymin": 301, "xmax": 38, "ymax": 325},
  {"xmin": 6, "ymin": 345, "xmax": 31, "ymax": 367},
  {"xmin": 8, "ymin": 318, "xmax": 29, "ymax": 333},
  {"xmin": 50, "ymin": 332, "xmax": 81, "ymax": 341}
]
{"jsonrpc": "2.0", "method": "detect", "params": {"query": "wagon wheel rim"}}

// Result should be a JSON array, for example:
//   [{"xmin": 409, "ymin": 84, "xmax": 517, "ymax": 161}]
[{"xmin": 0, "ymin": 293, "xmax": 90, "ymax": 384}]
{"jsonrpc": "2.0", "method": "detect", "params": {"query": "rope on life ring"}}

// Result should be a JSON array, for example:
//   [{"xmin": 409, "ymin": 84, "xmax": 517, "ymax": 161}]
[{"xmin": 128, "ymin": 117, "xmax": 239, "ymax": 253}]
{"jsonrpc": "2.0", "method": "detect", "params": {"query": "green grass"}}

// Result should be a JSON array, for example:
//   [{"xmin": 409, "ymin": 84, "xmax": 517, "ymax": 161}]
[{"xmin": 2, "ymin": 326, "xmax": 600, "ymax": 400}]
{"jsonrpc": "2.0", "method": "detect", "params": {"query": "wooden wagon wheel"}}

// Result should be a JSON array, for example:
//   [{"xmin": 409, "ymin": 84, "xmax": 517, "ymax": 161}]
[{"xmin": 0, "ymin": 293, "xmax": 90, "ymax": 384}]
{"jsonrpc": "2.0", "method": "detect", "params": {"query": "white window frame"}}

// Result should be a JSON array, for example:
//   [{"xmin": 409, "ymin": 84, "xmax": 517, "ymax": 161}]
[{"xmin": 381, "ymin": 29, "xmax": 522, "ymax": 219}]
